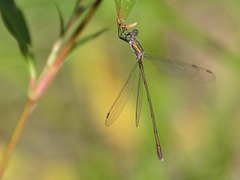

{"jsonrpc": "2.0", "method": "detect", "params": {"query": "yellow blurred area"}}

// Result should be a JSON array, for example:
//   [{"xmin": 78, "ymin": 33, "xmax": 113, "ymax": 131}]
[{"xmin": 0, "ymin": 0, "xmax": 240, "ymax": 179}]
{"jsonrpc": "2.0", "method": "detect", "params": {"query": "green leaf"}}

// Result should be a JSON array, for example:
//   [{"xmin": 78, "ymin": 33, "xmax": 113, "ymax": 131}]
[
  {"xmin": 69, "ymin": 28, "xmax": 109, "ymax": 56},
  {"xmin": 0, "ymin": 0, "xmax": 32, "ymax": 59},
  {"xmin": 115, "ymin": 0, "xmax": 136, "ymax": 23},
  {"xmin": 55, "ymin": 3, "xmax": 65, "ymax": 37}
]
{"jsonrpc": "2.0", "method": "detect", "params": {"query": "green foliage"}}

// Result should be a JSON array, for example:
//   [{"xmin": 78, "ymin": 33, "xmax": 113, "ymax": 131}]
[
  {"xmin": 1, "ymin": 0, "xmax": 240, "ymax": 179},
  {"xmin": 70, "ymin": 28, "xmax": 109, "ymax": 55},
  {"xmin": 115, "ymin": 0, "xmax": 136, "ymax": 22},
  {"xmin": 0, "ymin": 0, "xmax": 32, "ymax": 59},
  {"xmin": 55, "ymin": 3, "xmax": 65, "ymax": 37},
  {"xmin": 0, "ymin": 0, "xmax": 35, "ymax": 79}
]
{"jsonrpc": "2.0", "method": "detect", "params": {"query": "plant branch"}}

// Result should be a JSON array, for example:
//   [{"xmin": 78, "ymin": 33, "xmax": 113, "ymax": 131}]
[
  {"xmin": 0, "ymin": 99, "xmax": 35, "ymax": 179},
  {"xmin": 30, "ymin": 0, "xmax": 102, "ymax": 101},
  {"xmin": 0, "ymin": 0, "xmax": 102, "ymax": 179}
]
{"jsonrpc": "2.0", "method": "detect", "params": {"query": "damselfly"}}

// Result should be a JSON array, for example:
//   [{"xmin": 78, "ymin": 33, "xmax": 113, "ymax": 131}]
[{"xmin": 106, "ymin": 27, "xmax": 216, "ymax": 161}]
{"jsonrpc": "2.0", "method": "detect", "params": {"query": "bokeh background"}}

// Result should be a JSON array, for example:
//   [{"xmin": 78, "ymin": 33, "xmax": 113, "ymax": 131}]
[{"xmin": 0, "ymin": 0, "xmax": 240, "ymax": 179}]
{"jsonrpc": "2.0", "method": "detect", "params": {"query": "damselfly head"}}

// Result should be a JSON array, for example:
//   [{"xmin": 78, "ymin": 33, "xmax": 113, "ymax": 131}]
[
  {"xmin": 132, "ymin": 29, "xmax": 138, "ymax": 36},
  {"xmin": 126, "ymin": 34, "xmax": 131, "ymax": 41}
]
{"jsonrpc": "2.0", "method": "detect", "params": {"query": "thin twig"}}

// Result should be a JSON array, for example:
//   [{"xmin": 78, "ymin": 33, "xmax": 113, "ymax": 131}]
[
  {"xmin": 0, "ymin": 0, "xmax": 102, "ymax": 179},
  {"xmin": 0, "ymin": 99, "xmax": 35, "ymax": 179}
]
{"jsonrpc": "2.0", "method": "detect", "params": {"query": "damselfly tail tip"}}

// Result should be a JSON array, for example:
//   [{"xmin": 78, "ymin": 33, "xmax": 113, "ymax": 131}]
[
  {"xmin": 157, "ymin": 153, "xmax": 164, "ymax": 162},
  {"xmin": 157, "ymin": 151, "xmax": 164, "ymax": 162}
]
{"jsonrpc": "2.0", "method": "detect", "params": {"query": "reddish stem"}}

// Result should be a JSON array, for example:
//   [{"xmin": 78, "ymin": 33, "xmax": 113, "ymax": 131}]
[
  {"xmin": 0, "ymin": 0, "xmax": 102, "ymax": 179},
  {"xmin": 0, "ymin": 99, "xmax": 35, "ymax": 179}
]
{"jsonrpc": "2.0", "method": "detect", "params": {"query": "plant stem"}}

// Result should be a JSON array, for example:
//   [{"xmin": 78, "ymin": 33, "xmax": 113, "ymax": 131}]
[
  {"xmin": 0, "ymin": 99, "xmax": 35, "ymax": 179},
  {"xmin": 30, "ymin": 0, "xmax": 102, "ymax": 101},
  {"xmin": 0, "ymin": 0, "xmax": 102, "ymax": 179}
]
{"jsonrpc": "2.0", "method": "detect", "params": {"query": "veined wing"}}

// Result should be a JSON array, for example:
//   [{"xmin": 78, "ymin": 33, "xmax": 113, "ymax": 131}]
[
  {"xmin": 105, "ymin": 63, "xmax": 138, "ymax": 126},
  {"xmin": 136, "ymin": 68, "xmax": 143, "ymax": 127},
  {"xmin": 144, "ymin": 54, "xmax": 216, "ymax": 82}
]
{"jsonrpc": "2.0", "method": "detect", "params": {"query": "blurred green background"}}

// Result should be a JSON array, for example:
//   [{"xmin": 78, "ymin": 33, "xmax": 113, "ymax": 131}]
[{"xmin": 0, "ymin": 0, "xmax": 240, "ymax": 179}]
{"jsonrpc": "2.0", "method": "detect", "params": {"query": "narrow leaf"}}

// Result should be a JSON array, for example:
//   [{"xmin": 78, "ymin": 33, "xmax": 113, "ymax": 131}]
[
  {"xmin": 0, "ymin": 0, "xmax": 32, "ymax": 58},
  {"xmin": 69, "ymin": 28, "xmax": 109, "ymax": 56},
  {"xmin": 55, "ymin": 3, "xmax": 65, "ymax": 36},
  {"xmin": 115, "ymin": 0, "xmax": 136, "ymax": 24}
]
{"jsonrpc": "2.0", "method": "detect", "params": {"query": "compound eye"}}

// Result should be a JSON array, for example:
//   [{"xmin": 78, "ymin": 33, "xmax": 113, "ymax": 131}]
[
  {"xmin": 126, "ymin": 34, "xmax": 131, "ymax": 41},
  {"xmin": 132, "ymin": 29, "xmax": 138, "ymax": 36}
]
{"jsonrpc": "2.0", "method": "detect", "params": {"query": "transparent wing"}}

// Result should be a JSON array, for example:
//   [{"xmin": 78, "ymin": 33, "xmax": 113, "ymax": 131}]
[
  {"xmin": 144, "ymin": 54, "xmax": 216, "ymax": 82},
  {"xmin": 136, "ymin": 68, "xmax": 143, "ymax": 127},
  {"xmin": 105, "ymin": 63, "xmax": 138, "ymax": 126}
]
